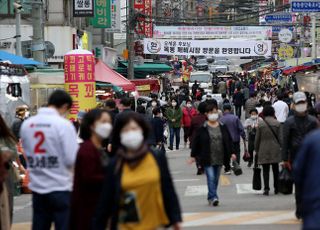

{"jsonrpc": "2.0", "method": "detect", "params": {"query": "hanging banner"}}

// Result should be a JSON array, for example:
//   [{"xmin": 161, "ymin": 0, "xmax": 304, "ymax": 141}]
[
  {"xmin": 134, "ymin": 0, "xmax": 153, "ymax": 37},
  {"xmin": 105, "ymin": 0, "xmax": 121, "ymax": 32},
  {"xmin": 64, "ymin": 50, "xmax": 96, "ymax": 121},
  {"xmin": 153, "ymin": 26, "xmax": 272, "ymax": 40},
  {"xmin": 144, "ymin": 39, "xmax": 272, "ymax": 57},
  {"xmin": 73, "ymin": 0, "xmax": 94, "ymax": 17},
  {"xmin": 92, "ymin": 0, "xmax": 111, "ymax": 28},
  {"xmin": 291, "ymin": 0, "xmax": 320, "ymax": 12}
]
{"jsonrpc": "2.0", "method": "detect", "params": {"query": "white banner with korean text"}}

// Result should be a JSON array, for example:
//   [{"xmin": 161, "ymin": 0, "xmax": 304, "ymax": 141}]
[{"xmin": 144, "ymin": 39, "xmax": 272, "ymax": 57}]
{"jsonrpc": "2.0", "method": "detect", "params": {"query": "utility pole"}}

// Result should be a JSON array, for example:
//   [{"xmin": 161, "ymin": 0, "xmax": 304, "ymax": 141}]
[
  {"xmin": 14, "ymin": 2, "xmax": 22, "ymax": 56},
  {"xmin": 311, "ymin": 13, "xmax": 317, "ymax": 59},
  {"xmin": 127, "ymin": 0, "xmax": 135, "ymax": 79},
  {"xmin": 31, "ymin": 0, "xmax": 45, "ymax": 63}
]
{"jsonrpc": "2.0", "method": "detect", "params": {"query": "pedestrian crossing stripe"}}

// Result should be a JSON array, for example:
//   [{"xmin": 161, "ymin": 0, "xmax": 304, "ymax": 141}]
[{"xmin": 182, "ymin": 211, "xmax": 300, "ymax": 227}]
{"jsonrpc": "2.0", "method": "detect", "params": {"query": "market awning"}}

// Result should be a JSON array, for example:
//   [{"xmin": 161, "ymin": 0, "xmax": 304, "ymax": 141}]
[
  {"xmin": 0, "ymin": 51, "xmax": 43, "ymax": 66},
  {"xmin": 95, "ymin": 60, "xmax": 136, "ymax": 92},
  {"xmin": 116, "ymin": 61, "xmax": 172, "ymax": 78}
]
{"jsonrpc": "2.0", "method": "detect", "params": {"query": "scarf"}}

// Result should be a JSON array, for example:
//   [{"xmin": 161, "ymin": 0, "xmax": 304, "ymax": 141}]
[{"xmin": 116, "ymin": 143, "xmax": 149, "ymax": 170}]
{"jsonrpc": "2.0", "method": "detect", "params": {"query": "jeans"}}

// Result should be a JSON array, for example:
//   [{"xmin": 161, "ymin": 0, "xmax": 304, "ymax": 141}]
[
  {"xmin": 233, "ymin": 141, "xmax": 241, "ymax": 164},
  {"xmin": 235, "ymin": 105, "xmax": 242, "ymax": 119},
  {"xmin": 303, "ymin": 209, "xmax": 320, "ymax": 230},
  {"xmin": 262, "ymin": 164, "xmax": 279, "ymax": 192},
  {"xmin": 205, "ymin": 165, "xmax": 221, "ymax": 201},
  {"xmin": 32, "ymin": 191, "xmax": 71, "ymax": 230},
  {"xmin": 169, "ymin": 127, "xmax": 181, "ymax": 149}
]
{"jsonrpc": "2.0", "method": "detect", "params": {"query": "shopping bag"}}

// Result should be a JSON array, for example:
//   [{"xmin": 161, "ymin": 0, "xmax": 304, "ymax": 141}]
[
  {"xmin": 252, "ymin": 166, "xmax": 262, "ymax": 190},
  {"xmin": 278, "ymin": 167, "xmax": 293, "ymax": 195},
  {"xmin": 232, "ymin": 160, "xmax": 243, "ymax": 176}
]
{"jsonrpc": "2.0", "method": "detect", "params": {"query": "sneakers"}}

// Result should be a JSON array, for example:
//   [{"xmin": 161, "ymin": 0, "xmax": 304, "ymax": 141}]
[
  {"xmin": 168, "ymin": 146, "xmax": 173, "ymax": 151},
  {"xmin": 224, "ymin": 170, "xmax": 231, "ymax": 175},
  {"xmin": 208, "ymin": 199, "xmax": 219, "ymax": 206}
]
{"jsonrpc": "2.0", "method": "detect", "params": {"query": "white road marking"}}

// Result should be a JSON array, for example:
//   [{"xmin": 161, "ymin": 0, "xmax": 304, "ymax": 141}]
[
  {"xmin": 174, "ymin": 179, "xmax": 200, "ymax": 182},
  {"xmin": 183, "ymin": 212, "xmax": 253, "ymax": 227},
  {"xmin": 239, "ymin": 212, "xmax": 295, "ymax": 225},
  {"xmin": 236, "ymin": 184, "xmax": 261, "ymax": 194},
  {"xmin": 13, "ymin": 201, "xmax": 32, "ymax": 213},
  {"xmin": 184, "ymin": 185, "xmax": 208, "ymax": 196}
]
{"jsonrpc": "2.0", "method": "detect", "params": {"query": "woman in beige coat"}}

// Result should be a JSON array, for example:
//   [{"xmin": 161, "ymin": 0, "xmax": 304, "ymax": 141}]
[{"xmin": 255, "ymin": 106, "xmax": 281, "ymax": 196}]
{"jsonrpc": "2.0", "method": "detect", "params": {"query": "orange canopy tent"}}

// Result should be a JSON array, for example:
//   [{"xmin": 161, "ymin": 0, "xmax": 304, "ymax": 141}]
[{"xmin": 95, "ymin": 60, "xmax": 136, "ymax": 92}]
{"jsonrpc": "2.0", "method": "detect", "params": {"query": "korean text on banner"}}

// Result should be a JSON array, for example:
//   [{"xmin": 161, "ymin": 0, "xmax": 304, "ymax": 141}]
[
  {"xmin": 143, "ymin": 39, "xmax": 272, "ymax": 57},
  {"xmin": 134, "ymin": 0, "xmax": 153, "ymax": 38},
  {"xmin": 64, "ymin": 51, "xmax": 96, "ymax": 121},
  {"xmin": 92, "ymin": 0, "xmax": 111, "ymax": 28},
  {"xmin": 73, "ymin": 0, "xmax": 94, "ymax": 17}
]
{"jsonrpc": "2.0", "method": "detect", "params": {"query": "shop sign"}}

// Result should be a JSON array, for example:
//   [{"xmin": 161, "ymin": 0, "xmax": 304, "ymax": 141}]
[
  {"xmin": 134, "ymin": 0, "xmax": 153, "ymax": 37},
  {"xmin": 73, "ymin": 0, "xmax": 94, "ymax": 17},
  {"xmin": 153, "ymin": 26, "xmax": 272, "ymax": 39},
  {"xmin": 136, "ymin": 85, "xmax": 151, "ymax": 91},
  {"xmin": 278, "ymin": 29, "xmax": 293, "ymax": 43},
  {"xmin": 291, "ymin": 0, "xmax": 320, "ymax": 12},
  {"xmin": 144, "ymin": 39, "xmax": 272, "ymax": 57},
  {"xmin": 92, "ymin": 0, "xmax": 111, "ymax": 28},
  {"xmin": 64, "ymin": 50, "xmax": 96, "ymax": 121},
  {"xmin": 278, "ymin": 44, "xmax": 294, "ymax": 59}
]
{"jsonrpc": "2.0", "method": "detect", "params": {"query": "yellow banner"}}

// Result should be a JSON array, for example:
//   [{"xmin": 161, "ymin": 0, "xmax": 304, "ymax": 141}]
[{"xmin": 136, "ymin": 85, "xmax": 151, "ymax": 91}]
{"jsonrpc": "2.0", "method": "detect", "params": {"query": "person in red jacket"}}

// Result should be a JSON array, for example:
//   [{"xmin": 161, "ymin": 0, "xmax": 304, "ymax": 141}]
[{"xmin": 182, "ymin": 99, "xmax": 198, "ymax": 148}]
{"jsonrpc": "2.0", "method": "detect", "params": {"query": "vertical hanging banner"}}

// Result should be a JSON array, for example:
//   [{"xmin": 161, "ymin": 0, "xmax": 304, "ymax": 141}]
[
  {"xmin": 134, "ymin": 0, "xmax": 153, "ymax": 37},
  {"xmin": 64, "ymin": 50, "xmax": 96, "ymax": 121},
  {"xmin": 92, "ymin": 0, "xmax": 112, "ymax": 28},
  {"xmin": 109, "ymin": 0, "xmax": 121, "ymax": 32},
  {"xmin": 73, "ymin": 0, "xmax": 94, "ymax": 17}
]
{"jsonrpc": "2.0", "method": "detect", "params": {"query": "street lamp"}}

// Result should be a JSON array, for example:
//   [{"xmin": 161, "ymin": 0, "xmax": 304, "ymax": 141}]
[{"xmin": 14, "ymin": 1, "xmax": 23, "ymax": 56}]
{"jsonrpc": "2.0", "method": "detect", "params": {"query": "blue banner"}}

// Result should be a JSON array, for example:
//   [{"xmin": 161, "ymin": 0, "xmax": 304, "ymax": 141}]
[
  {"xmin": 291, "ymin": 1, "xmax": 320, "ymax": 12},
  {"xmin": 265, "ymin": 14, "xmax": 292, "ymax": 23},
  {"xmin": 272, "ymin": 26, "xmax": 294, "ymax": 33}
]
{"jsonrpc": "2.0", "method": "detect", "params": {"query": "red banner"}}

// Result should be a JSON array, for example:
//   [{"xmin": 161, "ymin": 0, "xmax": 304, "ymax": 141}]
[{"xmin": 134, "ymin": 0, "xmax": 153, "ymax": 38}]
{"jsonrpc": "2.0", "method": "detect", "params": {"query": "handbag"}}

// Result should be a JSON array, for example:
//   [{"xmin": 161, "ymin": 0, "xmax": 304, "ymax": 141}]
[
  {"xmin": 278, "ymin": 166, "xmax": 293, "ymax": 195},
  {"xmin": 232, "ymin": 160, "xmax": 243, "ymax": 176},
  {"xmin": 242, "ymin": 143, "xmax": 251, "ymax": 162},
  {"xmin": 252, "ymin": 155, "xmax": 262, "ymax": 190}
]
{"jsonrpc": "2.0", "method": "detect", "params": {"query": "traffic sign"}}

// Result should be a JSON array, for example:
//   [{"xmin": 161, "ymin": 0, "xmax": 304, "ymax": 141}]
[
  {"xmin": 291, "ymin": 0, "xmax": 320, "ymax": 12},
  {"xmin": 278, "ymin": 44, "xmax": 294, "ymax": 59},
  {"xmin": 279, "ymin": 29, "xmax": 293, "ymax": 43},
  {"xmin": 265, "ymin": 13, "xmax": 292, "ymax": 23}
]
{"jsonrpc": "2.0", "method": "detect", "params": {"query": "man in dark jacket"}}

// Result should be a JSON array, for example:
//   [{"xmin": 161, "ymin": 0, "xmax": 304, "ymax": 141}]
[
  {"xmin": 105, "ymin": 99, "xmax": 118, "ymax": 124},
  {"xmin": 233, "ymin": 87, "xmax": 245, "ymax": 118},
  {"xmin": 282, "ymin": 92, "xmax": 318, "ymax": 219},
  {"xmin": 189, "ymin": 103, "xmax": 233, "ymax": 206},
  {"xmin": 293, "ymin": 130, "xmax": 320, "ymax": 229},
  {"xmin": 150, "ymin": 107, "xmax": 165, "ymax": 149}
]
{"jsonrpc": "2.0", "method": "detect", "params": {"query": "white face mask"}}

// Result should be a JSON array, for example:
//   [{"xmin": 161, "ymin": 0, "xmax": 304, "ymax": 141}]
[
  {"xmin": 25, "ymin": 111, "xmax": 30, "ymax": 118},
  {"xmin": 120, "ymin": 130, "xmax": 144, "ymax": 150},
  {"xmin": 187, "ymin": 103, "xmax": 192, "ymax": 108},
  {"xmin": 295, "ymin": 104, "xmax": 307, "ymax": 113},
  {"xmin": 208, "ymin": 113, "xmax": 219, "ymax": 121},
  {"xmin": 251, "ymin": 115, "xmax": 258, "ymax": 119},
  {"xmin": 172, "ymin": 102, "xmax": 177, "ymax": 107},
  {"xmin": 94, "ymin": 123, "xmax": 112, "ymax": 139},
  {"xmin": 151, "ymin": 102, "xmax": 157, "ymax": 107}
]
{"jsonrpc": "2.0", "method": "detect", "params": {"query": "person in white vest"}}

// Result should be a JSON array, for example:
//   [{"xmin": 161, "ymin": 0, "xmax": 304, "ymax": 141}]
[{"xmin": 20, "ymin": 90, "xmax": 79, "ymax": 230}]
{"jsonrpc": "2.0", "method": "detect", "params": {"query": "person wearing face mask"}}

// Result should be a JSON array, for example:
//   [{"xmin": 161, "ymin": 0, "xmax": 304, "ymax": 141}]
[
  {"xmin": 146, "ymin": 99, "xmax": 159, "ymax": 118},
  {"xmin": 166, "ymin": 99, "xmax": 183, "ymax": 151},
  {"xmin": 11, "ymin": 105, "xmax": 29, "ymax": 140},
  {"xmin": 182, "ymin": 99, "xmax": 197, "ymax": 148},
  {"xmin": 20, "ymin": 90, "xmax": 79, "ymax": 230},
  {"xmin": 70, "ymin": 109, "xmax": 112, "ymax": 230},
  {"xmin": 189, "ymin": 104, "xmax": 233, "ymax": 206},
  {"xmin": 282, "ymin": 91, "xmax": 318, "ymax": 219},
  {"xmin": 93, "ymin": 112, "xmax": 182, "ymax": 230},
  {"xmin": 244, "ymin": 109, "xmax": 262, "ymax": 167}
]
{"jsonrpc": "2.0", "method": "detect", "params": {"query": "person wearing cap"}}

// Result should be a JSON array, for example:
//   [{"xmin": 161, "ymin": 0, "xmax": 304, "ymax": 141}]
[{"xmin": 282, "ymin": 91, "xmax": 318, "ymax": 219}]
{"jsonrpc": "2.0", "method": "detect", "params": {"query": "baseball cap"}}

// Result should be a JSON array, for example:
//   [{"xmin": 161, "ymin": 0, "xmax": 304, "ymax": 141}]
[{"xmin": 293, "ymin": 92, "xmax": 307, "ymax": 104}]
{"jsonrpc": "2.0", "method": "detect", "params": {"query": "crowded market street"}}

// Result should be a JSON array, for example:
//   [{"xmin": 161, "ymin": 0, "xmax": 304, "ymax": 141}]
[{"xmin": 12, "ymin": 145, "xmax": 299, "ymax": 230}]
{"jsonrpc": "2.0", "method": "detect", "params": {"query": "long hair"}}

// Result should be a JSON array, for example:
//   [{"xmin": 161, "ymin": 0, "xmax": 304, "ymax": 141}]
[{"xmin": 0, "ymin": 114, "xmax": 17, "ymax": 145}]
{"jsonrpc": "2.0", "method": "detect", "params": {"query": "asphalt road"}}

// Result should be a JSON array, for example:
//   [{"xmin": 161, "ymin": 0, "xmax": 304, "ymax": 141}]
[{"xmin": 12, "ymin": 145, "xmax": 300, "ymax": 230}]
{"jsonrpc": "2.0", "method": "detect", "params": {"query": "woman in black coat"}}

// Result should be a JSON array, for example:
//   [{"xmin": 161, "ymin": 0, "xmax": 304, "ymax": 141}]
[{"xmin": 93, "ymin": 112, "xmax": 181, "ymax": 230}]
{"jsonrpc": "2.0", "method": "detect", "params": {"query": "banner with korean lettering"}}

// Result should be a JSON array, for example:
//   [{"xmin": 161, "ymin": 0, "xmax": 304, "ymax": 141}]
[
  {"xmin": 144, "ymin": 39, "xmax": 272, "ymax": 57},
  {"xmin": 134, "ymin": 0, "xmax": 153, "ymax": 37},
  {"xmin": 92, "ymin": 0, "xmax": 111, "ymax": 28},
  {"xmin": 64, "ymin": 50, "xmax": 96, "ymax": 121},
  {"xmin": 73, "ymin": 0, "xmax": 94, "ymax": 17}
]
